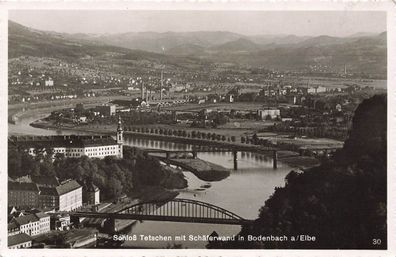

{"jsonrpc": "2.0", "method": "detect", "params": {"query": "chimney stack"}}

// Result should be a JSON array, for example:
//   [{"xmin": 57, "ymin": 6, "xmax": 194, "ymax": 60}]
[{"xmin": 160, "ymin": 70, "xmax": 163, "ymax": 101}]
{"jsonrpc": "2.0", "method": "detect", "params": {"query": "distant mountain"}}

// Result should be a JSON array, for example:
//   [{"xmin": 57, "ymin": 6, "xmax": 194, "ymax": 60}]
[
  {"xmin": 209, "ymin": 38, "xmax": 262, "ymax": 52},
  {"xmin": 167, "ymin": 43, "xmax": 205, "ymax": 56},
  {"xmin": 8, "ymin": 20, "xmax": 132, "ymax": 59},
  {"xmin": 70, "ymin": 31, "xmax": 313, "ymax": 54},
  {"xmin": 8, "ymin": 21, "xmax": 208, "ymax": 72},
  {"xmin": 250, "ymin": 34, "xmax": 312, "ymax": 46},
  {"xmin": 347, "ymin": 32, "xmax": 378, "ymax": 38},
  {"xmin": 8, "ymin": 21, "xmax": 387, "ymax": 77},
  {"xmin": 234, "ymin": 33, "xmax": 386, "ymax": 75},
  {"xmin": 74, "ymin": 31, "xmax": 245, "ymax": 53},
  {"xmin": 296, "ymin": 35, "xmax": 349, "ymax": 47}
]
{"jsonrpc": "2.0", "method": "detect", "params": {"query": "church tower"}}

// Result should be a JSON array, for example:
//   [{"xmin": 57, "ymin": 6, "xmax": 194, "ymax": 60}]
[{"xmin": 117, "ymin": 116, "xmax": 123, "ymax": 158}]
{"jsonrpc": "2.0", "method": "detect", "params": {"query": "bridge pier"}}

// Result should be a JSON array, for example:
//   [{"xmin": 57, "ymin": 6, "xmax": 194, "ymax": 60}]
[
  {"xmin": 166, "ymin": 152, "xmax": 170, "ymax": 159},
  {"xmin": 192, "ymin": 151, "xmax": 197, "ymax": 159},
  {"xmin": 103, "ymin": 217, "xmax": 117, "ymax": 234},
  {"xmin": 273, "ymin": 150, "xmax": 277, "ymax": 169},
  {"xmin": 233, "ymin": 150, "xmax": 238, "ymax": 170}
]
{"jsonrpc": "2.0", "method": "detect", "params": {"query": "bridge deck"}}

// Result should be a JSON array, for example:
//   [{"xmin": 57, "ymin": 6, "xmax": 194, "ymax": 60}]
[
  {"xmin": 71, "ymin": 212, "xmax": 254, "ymax": 225},
  {"xmin": 143, "ymin": 146, "xmax": 277, "ymax": 154}
]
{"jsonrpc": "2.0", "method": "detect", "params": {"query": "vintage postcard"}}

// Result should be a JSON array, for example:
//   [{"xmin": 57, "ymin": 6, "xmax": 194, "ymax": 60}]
[{"xmin": 0, "ymin": 1, "xmax": 395, "ymax": 257}]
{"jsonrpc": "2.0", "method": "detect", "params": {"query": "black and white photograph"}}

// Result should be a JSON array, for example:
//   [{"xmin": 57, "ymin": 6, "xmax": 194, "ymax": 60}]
[{"xmin": 4, "ymin": 6, "xmax": 392, "ymax": 252}]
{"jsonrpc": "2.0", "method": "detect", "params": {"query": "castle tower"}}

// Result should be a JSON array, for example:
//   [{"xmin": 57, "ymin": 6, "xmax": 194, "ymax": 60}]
[{"xmin": 117, "ymin": 116, "xmax": 123, "ymax": 158}]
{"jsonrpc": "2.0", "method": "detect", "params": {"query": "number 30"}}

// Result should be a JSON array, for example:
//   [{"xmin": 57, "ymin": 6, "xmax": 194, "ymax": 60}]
[{"xmin": 373, "ymin": 239, "xmax": 382, "ymax": 245}]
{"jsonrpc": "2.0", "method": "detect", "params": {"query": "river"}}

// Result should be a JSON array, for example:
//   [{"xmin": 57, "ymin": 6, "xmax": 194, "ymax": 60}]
[
  {"xmin": 122, "ymin": 137, "xmax": 291, "ymax": 248},
  {"xmin": 9, "ymin": 114, "xmax": 293, "ymax": 249}
]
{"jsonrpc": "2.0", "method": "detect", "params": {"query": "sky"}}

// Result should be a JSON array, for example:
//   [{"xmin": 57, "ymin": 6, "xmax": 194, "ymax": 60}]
[{"xmin": 9, "ymin": 10, "xmax": 386, "ymax": 37}]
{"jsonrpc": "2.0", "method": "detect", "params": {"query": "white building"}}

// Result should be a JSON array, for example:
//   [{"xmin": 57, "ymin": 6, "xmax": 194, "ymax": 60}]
[
  {"xmin": 45, "ymin": 78, "xmax": 54, "ymax": 87},
  {"xmin": 34, "ymin": 212, "xmax": 51, "ymax": 234},
  {"xmin": 57, "ymin": 180, "xmax": 83, "ymax": 211},
  {"xmin": 307, "ymin": 86, "xmax": 327, "ymax": 94},
  {"xmin": 9, "ymin": 120, "xmax": 124, "ymax": 160},
  {"xmin": 13, "ymin": 214, "xmax": 40, "ymax": 236},
  {"xmin": 257, "ymin": 108, "xmax": 281, "ymax": 120},
  {"xmin": 50, "ymin": 213, "xmax": 71, "ymax": 231}
]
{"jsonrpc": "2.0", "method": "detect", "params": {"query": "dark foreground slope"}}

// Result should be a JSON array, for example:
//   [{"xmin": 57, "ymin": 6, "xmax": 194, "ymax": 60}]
[{"xmin": 210, "ymin": 95, "xmax": 386, "ymax": 249}]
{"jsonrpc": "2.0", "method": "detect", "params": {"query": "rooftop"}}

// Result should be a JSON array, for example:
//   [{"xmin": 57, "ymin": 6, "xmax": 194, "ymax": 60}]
[
  {"xmin": 8, "ymin": 206, "xmax": 17, "ymax": 215},
  {"xmin": 8, "ymin": 135, "xmax": 118, "ymax": 148},
  {"xmin": 31, "ymin": 175, "xmax": 60, "ymax": 187},
  {"xmin": 8, "ymin": 182, "xmax": 39, "ymax": 192},
  {"xmin": 34, "ymin": 212, "xmax": 50, "ymax": 219},
  {"xmin": 8, "ymin": 233, "xmax": 32, "ymax": 246},
  {"xmin": 8, "ymin": 222, "xmax": 19, "ymax": 231},
  {"xmin": 13, "ymin": 214, "xmax": 38, "ymax": 226},
  {"xmin": 38, "ymin": 186, "xmax": 58, "ymax": 196},
  {"xmin": 56, "ymin": 180, "xmax": 82, "ymax": 196}
]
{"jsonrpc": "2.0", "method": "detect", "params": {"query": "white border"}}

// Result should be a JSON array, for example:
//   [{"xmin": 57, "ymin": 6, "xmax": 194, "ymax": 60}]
[{"xmin": 0, "ymin": 1, "xmax": 395, "ymax": 257}]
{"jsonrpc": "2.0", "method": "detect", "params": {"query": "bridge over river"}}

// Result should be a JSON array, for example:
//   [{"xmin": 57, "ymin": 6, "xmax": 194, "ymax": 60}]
[
  {"xmin": 143, "ymin": 146, "xmax": 279, "ymax": 170},
  {"xmin": 71, "ymin": 199, "xmax": 255, "ymax": 233}
]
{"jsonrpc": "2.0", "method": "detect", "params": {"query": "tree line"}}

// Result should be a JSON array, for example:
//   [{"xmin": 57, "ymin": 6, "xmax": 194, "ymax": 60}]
[
  {"xmin": 8, "ymin": 146, "xmax": 186, "ymax": 201},
  {"xmin": 208, "ymin": 94, "xmax": 387, "ymax": 249}
]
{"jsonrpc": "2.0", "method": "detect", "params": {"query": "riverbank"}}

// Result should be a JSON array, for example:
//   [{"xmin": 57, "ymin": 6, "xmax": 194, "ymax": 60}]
[
  {"xmin": 160, "ymin": 158, "xmax": 231, "ymax": 182},
  {"xmin": 31, "ymin": 119, "xmax": 114, "ymax": 135},
  {"xmin": 8, "ymin": 96, "xmax": 131, "ymax": 133},
  {"xmin": 30, "ymin": 119, "xmax": 320, "ymax": 170},
  {"xmin": 125, "ymin": 132, "xmax": 321, "ymax": 170},
  {"xmin": 83, "ymin": 187, "xmax": 180, "ymax": 235},
  {"xmin": 12, "ymin": 107, "xmax": 307, "ymax": 249}
]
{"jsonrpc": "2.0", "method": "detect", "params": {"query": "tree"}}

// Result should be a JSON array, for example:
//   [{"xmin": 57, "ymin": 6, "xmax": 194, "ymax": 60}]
[
  {"xmin": 217, "ymin": 94, "xmax": 387, "ymax": 249},
  {"xmin": 252, "ymin": 133, "xmax": 259, "ymax": 145},
  {"xmin": 108, "ymin": 177, "xmax": 123, "ymax": 199}
]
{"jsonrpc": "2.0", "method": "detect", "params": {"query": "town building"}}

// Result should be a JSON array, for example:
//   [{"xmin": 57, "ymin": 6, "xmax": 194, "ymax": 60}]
[
  {"xmin": 34, "ymin": 212, "xmax": 51, "ymax": 234},
  {"xmin": 8, "ymin": 122, "xmax": 124, "ymax": 159},
  {"xmin": 95, "ymin": 104, "xmax": 116, "ymax": 116},
  {"xmin": 257, "ymin": 108, "xmax": 281, "ymax": 120},
  {"xmin": 57, "ymin": 179, "xmax": 83, "ymax": 211},
  {"xmin": 8, "ymin": 233, "xmax": 32, "ymax": 249},
  {"xmin": 82, "ymin": 182, "xmax": 100, "ymax": 205},
  {"xmin": 224, "ymin": 94, "xmax": 234, "ymax": 103},
  {"xmin": 307, "ymin": 86, "xmax": 327, "ymax": 94},
  {"xmin": 8, "ymin": 182, "xmax": 40, "ymax": 208},
  {"xmin": 45, "ymin": 78, "xmax": 54, "ymax": 87},
  {"xmin": 8, "ymin": 221, "xmax": 20, "ymax": 236},
  {"xmin": 50, "ymin": 213, "xmax": 71, "ymax": 231},
  {"xmin": 10, "ymin": 176, "xmax": 83, "ymax": 212},
  {"xmin": 38, "ymin": 186, "xmax": 59, "ymax": 209},
  {"xmin": 12, "ymin": 214, "xmax": 40, "ymax": 236}
]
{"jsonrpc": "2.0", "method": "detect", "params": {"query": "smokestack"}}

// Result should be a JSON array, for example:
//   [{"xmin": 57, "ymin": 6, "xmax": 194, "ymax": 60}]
[
  {"xmin": 160, "ymin": 70, "xmax": 163, "ymax": 101},
  {"xmin": 141, "ymin": 82, "xmax": 144, "ymax": 99},
  {"xmin": 145, "ymin": 85, "xmax": 148, "ymax": 103}
]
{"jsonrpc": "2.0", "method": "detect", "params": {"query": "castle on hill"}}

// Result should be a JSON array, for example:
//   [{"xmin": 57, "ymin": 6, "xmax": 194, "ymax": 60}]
[{"xmin": 9, "ymin": 117, "xmax": 124, "ymax": 159}]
